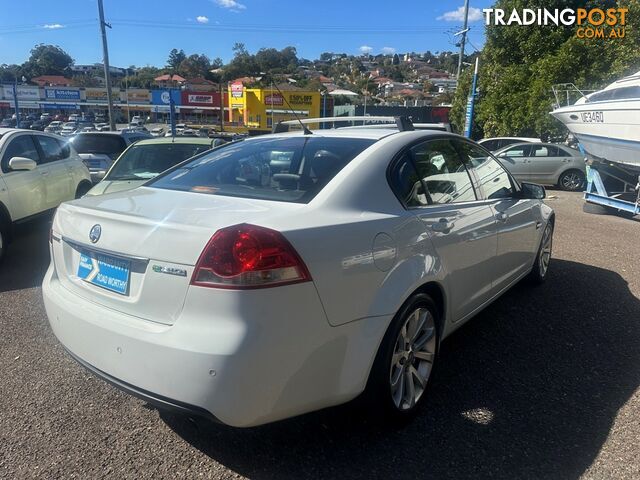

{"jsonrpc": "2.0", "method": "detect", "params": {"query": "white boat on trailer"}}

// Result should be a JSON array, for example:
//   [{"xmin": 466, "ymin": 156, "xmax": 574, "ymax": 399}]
[
  {"xmin": 551, "ymin": 71, "xmax": 640, "ymax": 168},
  {"xmin": 551, "ymin": 72, "xmax": 640, "ymax": 217}
]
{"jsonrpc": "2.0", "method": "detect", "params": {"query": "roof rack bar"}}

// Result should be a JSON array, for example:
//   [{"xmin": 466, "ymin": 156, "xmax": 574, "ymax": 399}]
[{"xmin": 273, "ymin": 115, "xmax": 415, "ymax": 132}]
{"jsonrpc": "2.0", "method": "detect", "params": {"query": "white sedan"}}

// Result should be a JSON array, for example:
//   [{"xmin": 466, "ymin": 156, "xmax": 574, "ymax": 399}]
[{"xmin": 43, "ymin": 127, "xmax": 554, "ymax": 427}]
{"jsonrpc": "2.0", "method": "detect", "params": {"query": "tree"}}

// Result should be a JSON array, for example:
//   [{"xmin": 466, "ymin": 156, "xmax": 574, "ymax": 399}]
[
  {"xmin": 20, "ymin": 44, "xmax": 73, "ymax": 79},
  {"xmin": 167, "ymin": 49, "xmax": 186, "ymax": 70},
  {"xmin": 178, "ymin": 54, "xmax": 211, "ymax": 79}
]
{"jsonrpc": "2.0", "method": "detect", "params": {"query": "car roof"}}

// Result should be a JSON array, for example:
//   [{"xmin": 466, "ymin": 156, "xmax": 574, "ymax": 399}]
[
  {"xmin": 496, "ymin": 142, "xmax": 578, "ymax": 151},
  {"xmin": 266, "ymin": 127, "xmax": 413, "ymax": 141},
  {"xmin": 479, "ymin": 137, "xmax": 540, "ymax": 142},
  {"xmin": 133, "ymin": 137, "xmax": 214, "ymax": 146},
  {"xmin": 73, "ymin": 131, "xmax": 144, "ymax": 137}
]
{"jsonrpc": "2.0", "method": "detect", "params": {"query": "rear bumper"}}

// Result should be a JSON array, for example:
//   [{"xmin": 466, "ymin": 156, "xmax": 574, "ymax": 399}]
[{"xmin": 43, "ymin": 263, "xmax": 389, "ymax": 427}]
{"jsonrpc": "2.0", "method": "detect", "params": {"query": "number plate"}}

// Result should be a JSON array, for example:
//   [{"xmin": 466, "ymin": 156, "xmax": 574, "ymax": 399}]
[
  {"xmin": 580, "ymin": 111, "xmax": 604, "ymax": 123},
  {"xmin": 77, "ymin": 252, "xmax": 130, "ymax": 295}
]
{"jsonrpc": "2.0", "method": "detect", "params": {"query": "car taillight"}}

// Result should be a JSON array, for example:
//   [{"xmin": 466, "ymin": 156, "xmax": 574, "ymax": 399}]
[{"xmin": 191, "ymin": 224, "xmax": 311, "ymax": 289}]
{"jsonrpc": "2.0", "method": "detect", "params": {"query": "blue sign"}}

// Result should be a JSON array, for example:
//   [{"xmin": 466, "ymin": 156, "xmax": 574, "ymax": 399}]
[
  {"xmin": 45, "ymin": 88, "xmax": 81, "ymax": 101},
  {"xmin": 41, "ymin": 103, "xmax": 80, "ymax": 110},
  {"xmin": 151, "ymin": 89, "xmax": 181, "ymax": 106}
]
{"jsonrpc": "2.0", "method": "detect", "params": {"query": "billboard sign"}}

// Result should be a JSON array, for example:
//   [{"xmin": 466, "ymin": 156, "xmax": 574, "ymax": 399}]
[
  {"xmin": 264, "ymin": 93, "xmax": 284, "ymax": 106},
  {"xmin": 123, "ymin": 89, "xmax": 150, "ymax": 103},
  {"xmin": 182, "ymin": 91, "xmax": 219, "ymax": 106},
  {"xmin": 151, "ymin": 89, "xmax": 181, "ymax": 106},
  {"xmin": 45, "ymin": 88, "xmax": 80, "ymax": 101},
  {"xmin": 3, "ymin": 85, "xmax": 40, "ymax": 101}
]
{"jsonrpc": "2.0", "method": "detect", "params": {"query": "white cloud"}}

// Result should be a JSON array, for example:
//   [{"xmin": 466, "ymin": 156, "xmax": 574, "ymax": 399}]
[
  {"xmin": 381, "ymin": 47, "xmax": 396, "ymax": 54},
  {"xmin": 359, "ymin": 45, "xmax": 373, "ymax": 54},
  {"xmin": 437, "ymin": 6, "xmax": 483, "ymax": 22},
  {"xmin": 196, "ymin": 15, "xmax": 209, "ymax": 23},
  {"xmin": 213, "ymin": 0, "xmax": 246, "ymax": 11},
  {"xmin": 43, "ymin": 24, "xmax": 64, "ymax": 29}
]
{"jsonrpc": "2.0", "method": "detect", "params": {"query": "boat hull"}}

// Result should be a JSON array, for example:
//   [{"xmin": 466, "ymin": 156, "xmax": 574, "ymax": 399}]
[{"xmin": 551, "ymin": 100, "xmax": 640, "ymax": 168}]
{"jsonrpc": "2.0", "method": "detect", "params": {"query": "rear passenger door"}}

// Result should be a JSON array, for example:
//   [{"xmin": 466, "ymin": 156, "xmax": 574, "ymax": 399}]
[
  {"xmin": 458, "ymin": 141, "xmax": 538, "ymax": 294},
  {"xmin": 400, "ymin": 138, "xmax": 498, "ymax": 323},
  {"xmin": 33, "ymin": 134, "xmax": 74, "ymax": 208},
  {"xmin": 0, "ymin": 133, "xmax": 48, "ymax": 220}
]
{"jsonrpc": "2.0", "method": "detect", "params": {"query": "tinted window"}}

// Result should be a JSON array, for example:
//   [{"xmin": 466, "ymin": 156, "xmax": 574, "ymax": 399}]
[
  {"xmin": 1, "ymin": 135, "xmax": 40, "ymax": 172},
  {"xmin": 409, "ymin": 139, "xmax": 476, "ymax": 204},
  {"xmin": 148, "ymin": 137, "xmax": 375, "ymax": 204},
  {"xmin": 589, "ymin": 86, "xmax": 640, "ymax": 102},
  {"xmin": 390, "ymin": 156, "xmax": 427, "ymax": 207},
  {"xmin": 458, "ymin": 142, "xmax": 515, "ymax": 199},
  {"xmin": 71, "ymin": 134, "xmax": 127, "ymax": 158},
  {"xmin": 34, "ymin": 135, "xmax": 69, "ymax": 163},
  {"xmin": 106, "ymin": 143, "xmax": 213, "ymax": 181},
  {"xmin": 480, "ymin": 139, "xmax": 498, "ymax": 151}
]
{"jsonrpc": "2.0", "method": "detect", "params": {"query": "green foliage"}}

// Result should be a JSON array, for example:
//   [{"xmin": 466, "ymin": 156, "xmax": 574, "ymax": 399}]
[
  {"xmin": 453, "ymin": 0, "xmax": 640, "ymax": 140},
  {"xmin": 20, "ymin": 44, "xmax": 74, "ymax": 79}
]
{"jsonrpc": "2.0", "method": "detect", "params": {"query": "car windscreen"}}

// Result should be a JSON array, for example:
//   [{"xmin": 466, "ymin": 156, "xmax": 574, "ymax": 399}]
[
  {"xmin": 148, "ymin": 136, "xmax": 375, "ymax": 203},
  {"xmin": 71, "ymin": 135, "xmax": 127, "ymax": 157},
  {"xmin": 106, "ymin": 142, "xmax": 213, "ymax": 181}
]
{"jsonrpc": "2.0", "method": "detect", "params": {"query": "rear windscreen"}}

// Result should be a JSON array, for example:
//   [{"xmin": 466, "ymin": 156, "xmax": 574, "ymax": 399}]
[
  {"xmin": 71, "ymin": 135, "xmax": 127, "ymax": 155},
  {"xmin": 148, "ymin": 136, "xmax": 375, "ymax": 203}
]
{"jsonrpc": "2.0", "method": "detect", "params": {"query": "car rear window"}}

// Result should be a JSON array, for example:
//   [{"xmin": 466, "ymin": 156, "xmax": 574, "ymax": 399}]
[
  {"xmin": 72, "ymin": 134, "xmax": 127, "ymax": 156},
  {"xmin": 148, "ymin": 136, "xmax": 375, "ymax": 203},
  {"xmin": 106, "ymin": 142, "xmax": 213, "ymax": 181}
]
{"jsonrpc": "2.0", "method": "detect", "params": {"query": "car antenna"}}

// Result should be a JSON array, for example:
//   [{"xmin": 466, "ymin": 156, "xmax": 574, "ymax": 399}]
[{"xmin": 266, "ymin": 76, "xmax": 312, "ymax": 135}]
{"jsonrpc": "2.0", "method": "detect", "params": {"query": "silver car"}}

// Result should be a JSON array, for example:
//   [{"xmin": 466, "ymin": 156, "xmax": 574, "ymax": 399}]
[{"xmin": 495, "ymin": 142, "xmax": 586, "ymax": 191}]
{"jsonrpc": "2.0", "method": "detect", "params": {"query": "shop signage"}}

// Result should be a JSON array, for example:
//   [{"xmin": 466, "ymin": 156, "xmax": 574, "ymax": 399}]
[
  {"xmin": 231, "ymin": 82, "xmax": 243, "ymax": 98},
  {"xmin": 85, "ymin": 88, "xmax": 108, "ymax": 102},
  {"xmin": 41, "ymin": 103, "xmax": 80, "ymax": 110},
  {"xmin": 3, "ymin": 85, "xmax": 40, "ymax": 100},
  {"xmin": 264, "ymin": 93, "xmax": 284, "ymax": 106},
  {"xmin": 123, "ymin": 89, "xmax": 150, "ymax": 103},
  {"xmin": 288, "ymin": 94, "xmax": 314, "ymax": 106},
  {"xmin": 151, "ymin": 89, "xmax": 181, "ymax": 105},
  {"xmin": 45, "ymin": 88, "xmax": 80, "ymax": 101},
  {"xmin": 188, "ymin": 94, "xmax": 213, "ymax": 104}
]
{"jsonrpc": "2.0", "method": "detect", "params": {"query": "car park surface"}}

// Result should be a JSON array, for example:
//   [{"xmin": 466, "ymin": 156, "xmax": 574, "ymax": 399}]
[{"xmin": 0, "ymin": 190, "xmax": 638, "ymax": 479}]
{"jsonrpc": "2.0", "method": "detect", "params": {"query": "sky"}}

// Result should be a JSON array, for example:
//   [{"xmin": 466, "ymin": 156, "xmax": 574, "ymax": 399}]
[{"xmin": 0, "ymin": 0, "xmax": 491, "ymax": 68}]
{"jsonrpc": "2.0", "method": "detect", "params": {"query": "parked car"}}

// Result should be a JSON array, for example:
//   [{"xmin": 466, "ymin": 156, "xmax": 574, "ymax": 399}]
[
  {"xmin": 150, "ymin": 127, "xmax": 165, "ymax": 137},
  {"xmin": 60, "ymin": 122, "xmax": 79, "ymax": 137},
  {"xmin": 0, "ymin": 118, "xmax": 16, "ymax": 128},
  {"xmin": 130, "ymin": 115, "xmax": 144, "ymax": 126},
  {"xmin": 68, "ymin": 113, "xmax": 81, "ymax": 122},
  {"xmin": 95, "ymin": 123, "xmax": 110, "ymax": 132},
  {"xmin": 17, "ymin": 120, "xmax": 32, "ymax": 129},
  {"xmin": 44, "ymin": 121, "xmax": 64, "ymax": 134},
  {"xmin": 494, "ymin": 142, "xmax": 586, "ymax": 191},
  {"xmin": 40, "ymin": 113, "xmax": 52, "ymax": 121},
  {"xmin": 86, "ymin": 137, "xmax": 218, "ymax": 196},
  {"xmin": 0, "ymin": 128, "xmax": 92, "ymax": 261},
  {"xmin": 70, "ymin": 130, "xmax": 152, "ymax": 182},
  {"xmin": 43, "ymin": 127, "xmax": 554, "ymax": 427},
  {"xmin": 478, "ymin": 137, "xmax": 541, "ymax": 152},
  {"xmin": 29, "ymin": 120, "xmax": 49, "ymax": 131}
]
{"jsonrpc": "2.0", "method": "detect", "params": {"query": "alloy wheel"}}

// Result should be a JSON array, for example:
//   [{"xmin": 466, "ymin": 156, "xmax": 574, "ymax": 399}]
[
  {"xmin": 539, "ymin": 223, "xmax": 553, "ymax": 277},
  {"xmin": 561, "ymin": 172, "xmax": 584, "ymax": 191},
  {"xmin": 389, "ymin": 307, "xmax": 437, "ymax": 411}
]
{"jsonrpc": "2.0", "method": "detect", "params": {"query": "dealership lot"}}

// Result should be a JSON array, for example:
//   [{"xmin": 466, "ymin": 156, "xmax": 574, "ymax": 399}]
[{"xmin": 0, "ymin": 191, "xmax": 639, "ymax": 479}]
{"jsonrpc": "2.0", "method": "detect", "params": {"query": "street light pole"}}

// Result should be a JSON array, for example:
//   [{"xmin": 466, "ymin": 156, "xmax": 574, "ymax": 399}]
[
  {"xmin": 97, "ymin": 0, "xmax": 116, "ymax": 131},
  {"xmin": 456, "ymin": 0, "xmax": 470, "ymax": 80},
  {"xmin": 12, "ymin": 76, "xmax": 20, "ymax": 122}
]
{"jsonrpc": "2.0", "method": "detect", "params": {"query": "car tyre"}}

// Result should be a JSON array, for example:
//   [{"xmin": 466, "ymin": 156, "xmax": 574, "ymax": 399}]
[
  {"xmin": 558, "ymin": 169, "xmax": 585, "ymax": 191},
  {"xmin": 0, "ymin": 222, "xmax": 7, "ymax": 264},
  {"xmin": 363, "ymin": 293, "xmax": 440, "ymax": 425},
  {"xmin": 527, "ymin": 220, "xmax": 554, "ymax": 284}
]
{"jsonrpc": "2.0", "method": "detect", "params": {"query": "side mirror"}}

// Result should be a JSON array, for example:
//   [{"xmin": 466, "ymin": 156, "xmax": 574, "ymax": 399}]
[
  {"xmin": 520, "ymin": 182, "xmax": 546, "ymax": 199},
  {"xmin": 8, "ymin": 157, "xmax": 37, "ymax": 171}
]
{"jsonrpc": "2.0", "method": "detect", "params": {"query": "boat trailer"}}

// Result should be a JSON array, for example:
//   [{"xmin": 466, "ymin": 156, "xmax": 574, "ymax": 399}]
[{"xmin": 582, "ymin": 149, "xmax": 640, "ymax": 216}]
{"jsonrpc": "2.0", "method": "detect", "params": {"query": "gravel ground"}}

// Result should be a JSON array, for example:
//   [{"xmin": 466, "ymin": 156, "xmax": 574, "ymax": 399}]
[{"xmin": 0, "ymin": 191, "xmax": 638, "ymax": 479}]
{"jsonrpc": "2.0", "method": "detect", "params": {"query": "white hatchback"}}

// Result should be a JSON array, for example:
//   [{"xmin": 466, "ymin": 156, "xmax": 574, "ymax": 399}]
[
  {"xmin": 43, "ymin": 128, "xmax": 554, "ymax": 427},
  {"xmin": 0, "ymin": 129, "xmax": 91, "ymax": 261}
]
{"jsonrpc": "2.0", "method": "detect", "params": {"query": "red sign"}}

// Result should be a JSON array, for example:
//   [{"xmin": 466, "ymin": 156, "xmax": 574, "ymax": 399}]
[
  {"xmin": 264, "ymin": 93, "xmax": 284, "ymax": 106},
  {"xmin": 231, "ymin": 82, "xmax": 243, "ymax": 98},
  {"xmin": 181, "ymin": 91, "xmax": 222, "ymax": 107}
]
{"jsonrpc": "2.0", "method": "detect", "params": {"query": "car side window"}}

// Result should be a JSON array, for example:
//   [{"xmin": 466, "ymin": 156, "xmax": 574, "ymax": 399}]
[
  {"xmin": 409, "ymin": 139, "xmax": 476, "ymax": 204},
  {"xmin": 503, "ymin": 145, "xmax": 529, "ymax": 157},
  {"xmin": 389, "ymin": 155, "xmax": 428, "ymax": 208},
  {"xmin": 1, "ymin": 135, "xmax": 41, "ymax": 173},
  {"xmin": 458, "ymin": 142, "xmax": 515, "ymax": 200},
  {"xmin": 531, "ymin": 145, "xmax": 549, "ymax": 157},
  {"xmin": 34, "ymin": 135, "xmax": 68, "ymax": 163}
]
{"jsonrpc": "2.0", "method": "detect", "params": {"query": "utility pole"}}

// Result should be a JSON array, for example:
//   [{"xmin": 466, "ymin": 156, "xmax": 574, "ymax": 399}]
[
  {"xmin": 456, "ymin": 0, "xmax": 470, "ymax": 80},
  {"xmin": 97, "ymin": 0, "xmax": 116, "ymax": 131}
]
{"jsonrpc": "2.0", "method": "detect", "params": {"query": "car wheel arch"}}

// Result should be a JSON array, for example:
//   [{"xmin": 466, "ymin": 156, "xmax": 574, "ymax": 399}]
[{"xmin": 75, "ymin": 180, "xmax": 93, "ymax": 199}]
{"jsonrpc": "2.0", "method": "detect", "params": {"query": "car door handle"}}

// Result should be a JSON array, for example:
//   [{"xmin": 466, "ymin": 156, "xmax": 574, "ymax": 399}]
[
  {"xmin": 496, "ymin": 212, "xmax": 509, "ymax": 222},
  {"xmin": 431, "ymin": 218, "xmax": 454, "ymax": 233}
]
